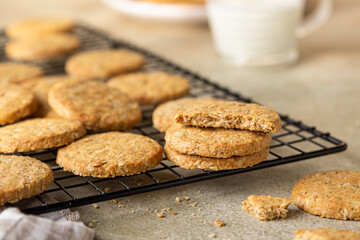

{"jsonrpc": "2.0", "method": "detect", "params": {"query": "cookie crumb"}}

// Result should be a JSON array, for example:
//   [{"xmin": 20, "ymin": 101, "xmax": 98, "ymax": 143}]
[
  {"xmin": 172, "ymin": 211, "xmax": 177, "ymax": 215},
  {"xmin": 209, "ymin": 233, "xmax": 216, "ymax": 238},
  {"xmin": 92, "ymin": 203, "xmax": 99, "ymax": 209},
  {"xmin": 103, "ymin": 187, "xmax": 111, "ymax": 193},
  {"xmin": 198, "ymin": 208, "xmax": 202, "ymax": 211},
  {"xmin": 189, "ymin": 202, "xmax": 198, "ymax": 207},
  {"xmin": 132, "ymin": 210, "xmax": 135, "ymax": 214},
  {"xmin": 91, "ymin": 220, "xmax": 98, "ymax": 223},
  {"xmin": 214, "ymin": 220, "xmax": 225, "ymax": 227},
  {"xmin": 109, "ymin": 199, "xmax": 118, "ymax": 204},
  {"xmin": 183, "ymin": 196, "xmax": 190, "ymax": 201},
  {"xmin": 191, "ymin": 213, "xmax": 195, "ymax": 216},
  {"xmin": 157, "ymin": 213, "xmax": 165, "ymax": 218},
  {"xmin": 160, "ymin": 236, "xmax": 167, "ymax": 239},
  {"xmin": 88, "ymin": 222, "xmax": 95, "ymax": 228},
  {"xmin": 175, "ymin": 197, "xmax": 181, "ymax": 202},
  {"xmin": 118, "ymin": 204, "xmax": 125, "ymax": 208}
]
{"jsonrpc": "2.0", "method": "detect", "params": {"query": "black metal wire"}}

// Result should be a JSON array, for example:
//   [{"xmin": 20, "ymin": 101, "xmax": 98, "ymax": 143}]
[{"xmin": 0, "ymin": 25, "xmax": 347, "ymax": 215}]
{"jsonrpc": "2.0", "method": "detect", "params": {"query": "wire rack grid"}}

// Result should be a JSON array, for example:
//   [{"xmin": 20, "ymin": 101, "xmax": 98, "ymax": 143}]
[{"xmin": 0, "ymin": 25, "xmax": 347, "ymax": 214}]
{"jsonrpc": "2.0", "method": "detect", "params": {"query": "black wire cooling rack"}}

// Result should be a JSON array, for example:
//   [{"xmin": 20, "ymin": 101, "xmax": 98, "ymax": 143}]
[{"xmin": 0, "ymin": 26, "xmax": 347, "ymax": 214}]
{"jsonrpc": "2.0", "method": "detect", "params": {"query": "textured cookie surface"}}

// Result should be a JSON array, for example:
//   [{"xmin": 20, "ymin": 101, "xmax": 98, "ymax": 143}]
[
  {"xmin": 0, "ymin": 155, "xmax": 53, "ymax": 206},
  {"xmin": 165, "ymin": 124, "xmax": 272, "ymax": 158},
  {"xmin": 291, "ymin": 170, "xmax": 360, "ymax": 220},
  {"xmin": 0, "ymin": 62, "xmax": 43, "ymax": 84},
  {"xmin": 175, "ymin": 102, "xmax": 281, "ymax": 133},
  {"xmin": 0, "ymin": 84, "xmax": 37, "ymax": 125},
  {"xmin": 6, "ymin": 18, "xmax": 73, "ymax": 39},
  {"xmin": 65, "ymin": 49, "xmax": 144, "ymax": 79},
  {"xmin": 48, "ymin": 80, "xmax": 142, "ymax": 131},
  {"xmin": 0, "ymin": 118, "xmax": 86, "ymax": 153},
  {"xmin": 107, "ymin": 72, "xmax": 190, "ymax": 105},
  {"xmin": 242, "ymin": 195, "xmax": 291, "ymax": 221},
  {"xmin": 294, "ymin": 228, "xmax": 360, "ymax": 240},
  {"xmin": 153, "ymin": 98, "xmax": 221, "ymax": 132},
  {"xmin": 164, "ymin": 144, "xmax": 269, "ymax": 171},
  {"xmin": 6, "ymin": 34, "xmax": 80, "ymax": 61},
  {"xmin": 22, "ymin": 75, "xmax": 78, "ymax": 118},
  {"xmin": 57, "ymin": 132, "xmax": 163, "ymax": 178}
]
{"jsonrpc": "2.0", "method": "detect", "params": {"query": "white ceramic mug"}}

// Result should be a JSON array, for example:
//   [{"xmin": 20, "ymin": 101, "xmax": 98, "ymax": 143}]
[{"xmin": 206, "ymin": 0, "xmax": 332, "ymax": 66}]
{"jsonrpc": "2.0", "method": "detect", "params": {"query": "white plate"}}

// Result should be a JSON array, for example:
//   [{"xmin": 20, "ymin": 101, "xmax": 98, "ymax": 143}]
[{"xmin": 101, "ymin": 0, "xmax": 207, "ymax": 22}]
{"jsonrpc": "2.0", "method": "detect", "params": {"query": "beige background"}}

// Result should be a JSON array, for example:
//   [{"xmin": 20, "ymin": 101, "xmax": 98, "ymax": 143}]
[{"xmin": 0, "ymin": 0, "xmax": 359, "ymax": 239}]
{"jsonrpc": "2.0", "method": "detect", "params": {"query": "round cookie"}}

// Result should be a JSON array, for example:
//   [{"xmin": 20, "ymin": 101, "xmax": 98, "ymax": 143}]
[
  {"xmin": 294, "ymin": 228, "xmax": 360, "ymax": 240},
  {"xmin": 48, "ymin": 80, "xmax": 142, "ymax": 131},
  {"xmin": 0, "ymin": 118, "xmax": 86, "ymax": 153},
  {"xmin": 107, "ymin": 72, "xmax": 190, "ymax": 105},
  {"xmin": 6, "ymin": 18, "xmax": 74, "ymax": 39},
  {"xmin": 0, "ymin": 84, "xmax": 37, "ymax": 125},
  {"xmin": 153, "ymin": 98, "xmax": 221, "ymax": 132},
  {"xmin": 6, "ymin": 34, "xmax": 81, "ymax": 61},
  {"xmin": 164, "ymin": 144, "xmax": 269, "ymax": 171},
  {"xmin": 165, "ymin": 124, "xmax": 272, "ymax": 158},
  {"xmin": 65, "ymin": 49, "xmax": 144, "ymax": 79},
  {"xmin": 291, "ymin": 170, "xmax": 360, "ymax": 220},
  {"xmin": 0, "ymin": 155, "xmax": 53, "ymax": 206},
  {"xmin": 0, "ymin": 62, "xmax": 43, "ymax": 84},
  {"xmin": 57, "ymin": 132, "xmax": 163, "ymax": 178},
  {"xmin": 22, "ymin": 75, "xmax": 79, "ymax": 118}
]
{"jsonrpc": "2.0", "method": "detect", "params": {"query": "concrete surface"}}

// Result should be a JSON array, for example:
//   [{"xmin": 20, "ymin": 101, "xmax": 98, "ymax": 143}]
[{"xmin": 0, "ymin": 0, "xmax": 359, "ymax": 239}]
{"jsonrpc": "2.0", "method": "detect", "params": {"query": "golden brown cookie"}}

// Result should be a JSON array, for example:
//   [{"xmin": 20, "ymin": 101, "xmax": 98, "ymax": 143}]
[
  {"xmin": 175, "ymin": 102, "xmax": 281, "ymax": 133},
  {"xmin": 65, "ymin": 49, "xmax": 144, "ymax": 79},
  {"xmin": 6, "ymin": 18, "xmax": 74, "ymax": 39},
  {"xmin": 294, "ymin": 228, "xmax": 360, "ymax": 240},
  {"xmin": 48, "ymin": 80, "xmax": 142, "ymax": 131},
  {"xmin": 0, "ymin": 118, "xmax": 86, "ymax": 153},
  {"xmin": 6, "ymin": 34, "xmax": 81, "ymax": 61},
  {"xmin": 291, "ymin": 170, "xmax": 360, "ymax": 220},
  {"xmin": 0, "ymin": 62, "xmax": 43, "ymax": 84},
  {"xmin": 152, "ymin": 98, "xmax": 221, "ymax": 132},
  {"xmin": 165, "ymin": 124, "xmax": 272, "ymax": 158},
  {"xmin": 0, "ymin": 84, "xmax": 37, "ymax": 125},
  {"xmin": 0, "ymin": 155, "xmax": 53, "ymax": 206},
  {"xmin": 22, "ymin": 75, "xmax": 79, "ymax": 118},
  {"xmin": 57, "ymin": 132, "xmax": 163, "ymax": 178},
  {"xmin": 242, "ymin": 195, "xmax": 291, "ymax": 221},
  {"xmin": 164, "ymin": 144, "xmax": 269, "ymax": 171},
  {"xmin": 107, "ymin": 72, "xmax": 190, "ymax": 105}
]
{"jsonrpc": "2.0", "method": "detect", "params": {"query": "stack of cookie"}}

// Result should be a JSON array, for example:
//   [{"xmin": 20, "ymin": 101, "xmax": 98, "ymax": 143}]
[{"xmin": 164, "ymin": 101, "xmax": 281, "ymax": 171}]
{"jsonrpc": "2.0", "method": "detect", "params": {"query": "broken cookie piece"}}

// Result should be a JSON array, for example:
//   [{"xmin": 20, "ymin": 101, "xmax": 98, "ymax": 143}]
[{"xmin": 242, "ymin": 195, "xmax": 291, "ymax": 221}]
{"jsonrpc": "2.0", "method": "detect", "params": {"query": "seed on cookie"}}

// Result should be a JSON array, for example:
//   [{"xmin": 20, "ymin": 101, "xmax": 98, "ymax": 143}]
[
  {"xmin": 164, "ymin": 144, "xmax": 269, "ymax": 171},
  {"xmin": 0, "ymin": 118, "xmax": 86, "ymax": 153},
  {"xmin": 165, "ymin": 124, "xmax": 272, "ymax": 158},
  {"xmin": 153, "ymin": 98, "xmax": 222, "ymax": 132},
  {"xmin": 6, "ymin": 18, "xmax": 74, "ymax": 39},
  {"xmin": 291, "ymin": 170, "xmax": 360, "ymax": 220},
  {"xmin": 242, "ymin": 195, "xmax": 291, "ymax": 221},
  {"xmin": 0, "ymin": 84, "xmax": 37, "ymax": 125},
  {"xmin": 56, "ymin": 132, "xmax": 163, "ymax": 178},
  {"xmin": 65, "ymin": 49, "xmax": 144, "ymax": 79},
  {"xmin": 0, "ymin": 155, "xmax": 53, "ymax": 206},
  {"xmin": 0, "ymin": 62, "xmax": 43, "ymax": 85},
  {"xmin": 294, "ymin": 228, "xmax": 360, "ymax": 240},
  {"xmin": 107, "ymin": 72, "xmax": 190, "ymax": 106},
  {"xmin": 175, "ymin": 101, "xmax": 281, "ymax": 133},
  {"xmin": 48, "ymin": 80, "xmax": 142, "ymax": 131},
  {"xmin": 6, "ymin": 33, "xmax": 81, "ymax": 61}
]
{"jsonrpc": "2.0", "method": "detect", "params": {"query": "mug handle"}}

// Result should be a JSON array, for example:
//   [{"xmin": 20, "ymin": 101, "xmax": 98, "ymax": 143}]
[{"xmin": 296, "ymin": 0, "xmax": 333, "ymax": 38}]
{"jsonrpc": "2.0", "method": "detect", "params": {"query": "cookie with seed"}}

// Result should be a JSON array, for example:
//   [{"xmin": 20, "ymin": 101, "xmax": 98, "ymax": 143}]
[
  {"xmin": 48, "ymin": 80, "xmax": 142, "ymax": 131},
  {"xmin": 165, "ymin": 124, "xmax": 272, "ymax": 158},
  {"xmin": 0, "ymin": 155, "xmax": 53, "ymax": 205},
  {"xmin": 0, "ymin": 84, "xmax": 37, "ymax": 125},
  {"xmin": 152, "ymin": 98, "xmax": 221, "ymax": 132},
  {"xmin": 0, "ymin": 118, "xmax": 86, "ymax": 153},
  {"xmin": 0, "ymin": 62, "xmax": 43, "ymax": 85},
  {"xmin": 107, "ymin": 72, "xmax": 190, "ymax": 105},
  {"xmin": 22, "ymin": 75, "xmax": 80, "ymax": 118},
  {"xmin": 294, "ymin": 228, "xmax": 360, "ymax": 240},
  {"xmin": 6, "ymin": 34, "xmax": 81, "ymax": 61},
  {"xmin": 291, "ymin": 170, "xmax": 360, "ymax": 220},
  {"xmin": 242, "ymin": 195, "xmax": 291, "ymax": 221},
  {"xmin": 65, "ymin": 49, "xmax": 144, "ymax": 79},
  {"xmin": 57, "ymin": 132, "xmax": 163, "ymax": 178},
  {"xmin": 175, "ymin": 102, "xmax": 281, "ymax": 133},
  {"xmin": 6, "ymin": 18, "xmax": 74, "ymax": 39},
  {"xmin": 164, "ymin": 144, "xmax": 269, "ymax": 171}
]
